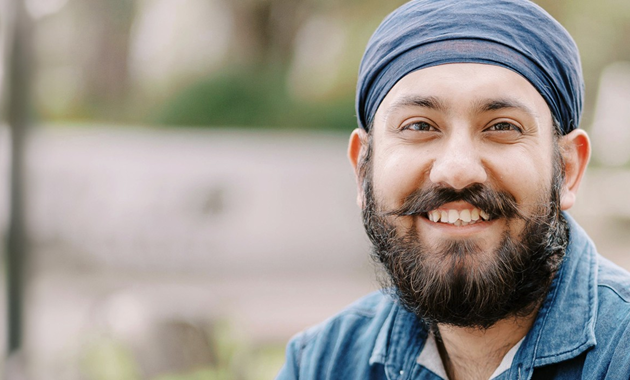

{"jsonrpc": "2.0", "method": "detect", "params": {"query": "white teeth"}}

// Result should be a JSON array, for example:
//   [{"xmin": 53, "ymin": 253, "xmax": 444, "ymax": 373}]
[
  {"xmin": 448, "ymin": 210, "xmax": 459, "ymax": 223},
  {"xmin": 480, "ymin": 210, "xmax": 490, "ymax": 221},
  {"xmin": 429, "ymin": 211, "xmax": 437, "ymax": 222},
  {"xmin": 460, "ymin": 209, "xmax": 471, "ymax": 223},
  {"xmin": 440, "ymin": 210, "xmax": 448, "ymax": 223},
  {"xmin": 432, "ymin": 210, "xmax": 440, "ymax": 222},
  {"xmin": 426, "ymin": 207, "xmax": 489, "ymax": 226},
  {"xmin": 471, "ymin": 208, "xmax": 480, "ymax": 221}
]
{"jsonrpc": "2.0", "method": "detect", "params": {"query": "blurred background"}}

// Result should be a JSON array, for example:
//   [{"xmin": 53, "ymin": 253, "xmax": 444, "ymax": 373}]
[{"xmin": 1, "ymin": 0, "xmax": 630, "ymax": 378}]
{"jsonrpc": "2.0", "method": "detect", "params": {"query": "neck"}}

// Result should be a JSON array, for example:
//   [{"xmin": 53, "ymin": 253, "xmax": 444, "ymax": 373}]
[{"xmin": 435, "ymin": 312, "xmax": 537, "ymax": 380}]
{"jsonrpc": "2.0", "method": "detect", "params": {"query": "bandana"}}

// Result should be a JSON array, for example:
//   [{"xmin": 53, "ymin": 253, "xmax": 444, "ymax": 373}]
[{"xmin": 356, "ymin": 0, "xmax": 583, "ymax": 134}]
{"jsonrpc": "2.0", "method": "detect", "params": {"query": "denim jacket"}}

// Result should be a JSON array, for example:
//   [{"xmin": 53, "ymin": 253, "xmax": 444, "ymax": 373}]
[{"xmin": 277, "ymin": 214, "xmax": 630, "ymax": 379}]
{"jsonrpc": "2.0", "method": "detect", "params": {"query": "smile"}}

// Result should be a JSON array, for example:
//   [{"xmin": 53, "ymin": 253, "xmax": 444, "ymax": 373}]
[{"xmin": 426, "ymin": 207, "xmax": 490, "ymax": 226}]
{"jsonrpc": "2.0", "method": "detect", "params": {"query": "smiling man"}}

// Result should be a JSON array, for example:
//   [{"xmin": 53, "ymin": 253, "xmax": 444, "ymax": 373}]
[{"xmin": 277, "ymin": 1, "xmax": 630, "ymax": 379}]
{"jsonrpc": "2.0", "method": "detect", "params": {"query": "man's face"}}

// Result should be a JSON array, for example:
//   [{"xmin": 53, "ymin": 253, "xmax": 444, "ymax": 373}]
[
  {"xmin": 355, "ymin": 63, "xmax": 570, "ymax": 328},
  {"xmin": 370, "ymin": 63, "xmax": 558, "ymax": 248}
]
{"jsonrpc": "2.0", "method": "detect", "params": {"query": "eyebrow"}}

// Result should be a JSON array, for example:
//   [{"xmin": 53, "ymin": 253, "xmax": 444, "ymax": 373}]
[
  {"xmin": 389, "ymin": 95, "xmax": 447, "ymax": 112},
  {"xmin": 384, "ymin": 95, "xmax": 447, "ymax": 123},
  {"xmin": 476, "ymin": 98, "xmax": 538, "ymax": 117},
  {"xmin": 384, "ymin": 95, "xmax": 539, "ymax": 123}
]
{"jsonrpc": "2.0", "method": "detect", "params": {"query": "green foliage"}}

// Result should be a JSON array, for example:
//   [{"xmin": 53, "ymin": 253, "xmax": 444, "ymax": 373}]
[
  {"xmin": 245, "ymin": 345, "xmax": 287, "ymax": 380},
  {"xmin": 154, "ymin": 367, "xmax": 231, "ymax": 380},
  {"xmin": 151, "ymin": 345, "xmax": 285, "ymax": 380},
  {"xmin": 152, "ymin": 67, "xmax": 356, "ymax": 131},
  {"xmin": 81, "ymin": 337, "xmax": 141, "ymax": 380},
  {"xmin": 79, "ymin": 321, "xmax": 286, "ymax": 380}
]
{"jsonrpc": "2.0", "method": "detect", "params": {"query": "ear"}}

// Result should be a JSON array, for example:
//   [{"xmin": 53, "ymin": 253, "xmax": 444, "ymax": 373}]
[
  {"xmin": 559, "ymin": 129, "xmax": 591, "ymax": 210},
  {"xmin": 348, "ymin": 128, "xmax": 368, "ymax": 208}
]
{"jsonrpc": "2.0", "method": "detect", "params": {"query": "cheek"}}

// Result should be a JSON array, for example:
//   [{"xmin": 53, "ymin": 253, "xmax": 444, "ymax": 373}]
[
  {"xmin": 485, "ymin": 148, "xmax": 554, "ymax": 204},
  {"xmin": 371, "ymin": 145, "xmax": 431, "ymax": 207}
]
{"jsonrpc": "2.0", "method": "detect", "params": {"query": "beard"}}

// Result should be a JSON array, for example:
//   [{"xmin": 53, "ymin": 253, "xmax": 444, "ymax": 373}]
[{"xmin": 359, "ymin": 140, "xmax": 569, "ymax": 329}]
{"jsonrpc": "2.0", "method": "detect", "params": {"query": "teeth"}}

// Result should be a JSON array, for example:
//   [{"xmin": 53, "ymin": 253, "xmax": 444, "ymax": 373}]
[
  {"xmin": 432, "ymin": 210, "xmax": 440, "ymax": 222},
  {"xmin": 460, "ymin": 209, "xmax": 471, "ymax": 223},
  {"xmin": 448, "ymin": 210, "xmax": 458, "ymax": 223},
  {"xmin": 429, "ymin": 210, "xmax": 442, "ymax": 222},
  {"xmin": 480, "ymin": 210, "xmax": 490, "ymax": 221},
  {"xmin": 471, "ymin": 208, "xmax": 479, "ymax": 221},
  {"xmin": 426, "ymin": 207, "xmax": 489, "ymax": 226},
  {"xmin": 440, "ymin": 210, "xmax": 448, "ymax": 223}
]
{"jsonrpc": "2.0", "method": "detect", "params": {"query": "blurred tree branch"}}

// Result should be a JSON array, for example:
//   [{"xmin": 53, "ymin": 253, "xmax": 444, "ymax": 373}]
[
  {"xmin": 77, "ymin": 0, "xmax": 136, "ymax": 113},
  {"xmin": 3, "ymin": 0, "xmax": 33, "ymax": 375},
  {"xmin": 227, "ymin": 0, "xmax": 310, "ymax": 69}
]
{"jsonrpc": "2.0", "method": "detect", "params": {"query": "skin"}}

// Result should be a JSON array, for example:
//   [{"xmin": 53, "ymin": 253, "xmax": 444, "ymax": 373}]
[{"xmin": 348, "ymin": 63, "xmax": 591, "ymax": 380}]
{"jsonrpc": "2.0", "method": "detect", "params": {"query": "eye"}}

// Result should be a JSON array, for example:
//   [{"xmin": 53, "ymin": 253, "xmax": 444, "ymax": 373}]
[
  {"xmin": 486, "ymin": 122, "xmax": 522, "ymax": 133},
  {"xmin": 401, "ymin": 121, "xmax": 437, "ymax": 132}
]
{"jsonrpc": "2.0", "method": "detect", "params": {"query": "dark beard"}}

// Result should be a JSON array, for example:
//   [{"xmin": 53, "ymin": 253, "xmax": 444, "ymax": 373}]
[{"xmin": 360, "ymin": 142, "xmax": 569, "ymax": 329}]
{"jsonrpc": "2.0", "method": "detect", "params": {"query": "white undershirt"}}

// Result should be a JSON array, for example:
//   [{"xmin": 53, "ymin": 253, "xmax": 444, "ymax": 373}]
[{"xmin": 416, "ymin": 332, "xmax": 524, "ymax": 380}]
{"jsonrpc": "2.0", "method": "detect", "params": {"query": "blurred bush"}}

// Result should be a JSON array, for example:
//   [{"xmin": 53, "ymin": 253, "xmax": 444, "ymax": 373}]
[
  {"xmin": 79, "ymin": 319, "xmax": 286, "ymax": 380},
  {"xmin": 26, "ymin": 0, "xmax": 630, "ymax": 131},
  {"xmin": 151, "ymin": 66, "xmax": 356, "ymax": 131}
]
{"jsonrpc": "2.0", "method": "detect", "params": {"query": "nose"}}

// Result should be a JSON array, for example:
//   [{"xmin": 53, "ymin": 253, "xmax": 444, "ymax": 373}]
[{"xmin": 429, "ymin": 133, "xmax": 487, "ymax": 189}]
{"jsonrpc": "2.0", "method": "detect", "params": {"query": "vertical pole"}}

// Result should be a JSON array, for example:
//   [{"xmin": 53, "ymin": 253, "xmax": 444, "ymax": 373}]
[{"xmin": 3, "ymin": 0, "xmax": 32, "ymax": 371}]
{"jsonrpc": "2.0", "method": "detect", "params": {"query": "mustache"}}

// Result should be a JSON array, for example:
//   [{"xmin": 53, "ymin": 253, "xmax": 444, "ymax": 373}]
[{"xmin": 386, "ymin": 183, "xmax": 524, "ymax": 220}]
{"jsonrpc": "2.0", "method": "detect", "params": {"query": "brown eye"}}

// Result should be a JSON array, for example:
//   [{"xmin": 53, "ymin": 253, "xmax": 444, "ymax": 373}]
[
  {"xmin": 487, "ymin": 122, "xmax": 522, "ymax": 133},
  {"xmin": 402, "ymin": 121, "xmax": 436, "ymax": 131}
]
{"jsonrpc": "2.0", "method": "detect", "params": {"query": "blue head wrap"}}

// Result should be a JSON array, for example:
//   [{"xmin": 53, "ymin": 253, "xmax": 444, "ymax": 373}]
[{"xmin": 356, "ymin": 0, "xmax": 583, "ymax": 134}]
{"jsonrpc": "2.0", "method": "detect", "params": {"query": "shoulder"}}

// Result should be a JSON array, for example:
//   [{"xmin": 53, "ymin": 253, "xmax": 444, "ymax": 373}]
[
  {"xmin": 594, "ymin": 254, "xmax": 630, "ymax": 333},
  {"xmin": 597, "ymin": 255, "xmax": 630, "ymax": 304},
  {"xmin": 595, "ymin": 255, "xmax": 630, "ymax": 331},
  {"xmin": 291, "ymin": 291, "xmax": 395, "ymax": 357},
  {"xmin": 584, "ymin": 255, "xmax": 630, "ymax": 376},
  {"xmin": 278, "ymin": 291, "xmax": 398, "ymax": 379}
]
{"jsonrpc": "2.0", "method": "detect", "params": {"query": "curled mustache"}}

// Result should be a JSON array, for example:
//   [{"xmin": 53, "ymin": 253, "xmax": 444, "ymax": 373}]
[{"xmin": 386, "ymin": 183, "xmax": 524, "ymax": 221}]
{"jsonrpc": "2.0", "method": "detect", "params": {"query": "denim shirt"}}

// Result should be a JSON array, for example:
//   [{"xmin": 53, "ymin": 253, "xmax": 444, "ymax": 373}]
[{"xmin": 277, "ymin": 214, "xmax": 630, "ymax": 379}]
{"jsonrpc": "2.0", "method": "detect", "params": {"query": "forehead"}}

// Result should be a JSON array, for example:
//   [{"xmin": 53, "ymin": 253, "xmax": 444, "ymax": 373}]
[{"xmin": 374, "ymin": 63, "xmax": 553, "ymax": 129}]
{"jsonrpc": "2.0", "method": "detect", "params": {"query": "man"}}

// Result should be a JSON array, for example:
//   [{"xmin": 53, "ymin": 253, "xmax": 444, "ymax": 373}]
[{"xmin": 277, "ymin": 0, "xmax": 630, "ymax": 379}]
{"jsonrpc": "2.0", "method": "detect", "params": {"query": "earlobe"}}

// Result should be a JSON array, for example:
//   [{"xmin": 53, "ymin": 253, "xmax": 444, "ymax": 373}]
[
  {"xmin": 559, "ymin": 129, "xmax": 591, "ymax": 210},
  {"xmin": 348, "ymin": 128, "xmax": 368, "ymax": 208}
]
